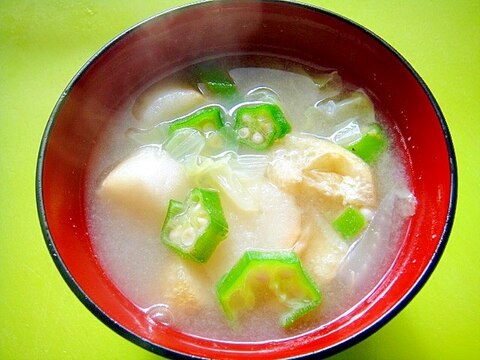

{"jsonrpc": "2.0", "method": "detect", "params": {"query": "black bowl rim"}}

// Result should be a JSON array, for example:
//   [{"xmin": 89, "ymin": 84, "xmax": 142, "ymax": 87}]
[{"xmin": 35, "ymin": 0, "xmax": 458, "ymax": 359}]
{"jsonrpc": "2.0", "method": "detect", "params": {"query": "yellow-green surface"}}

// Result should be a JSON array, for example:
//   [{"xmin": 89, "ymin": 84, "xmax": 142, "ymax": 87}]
[{"xmin": 1, "ymin": 1, "xmax": 478, "ymax": 359}]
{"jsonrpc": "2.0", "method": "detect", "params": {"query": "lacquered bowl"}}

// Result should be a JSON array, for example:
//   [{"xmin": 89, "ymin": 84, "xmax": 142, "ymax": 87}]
[{"xmin": 36, "ymin": 1, "xmax": 457, "ymax": 358}]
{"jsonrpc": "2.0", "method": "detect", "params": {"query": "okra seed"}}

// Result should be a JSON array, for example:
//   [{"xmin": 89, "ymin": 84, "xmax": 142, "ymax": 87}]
[
  {"xmin": 252, "ymin": 132, "xmax": 264, "ymax": 144},
  {"xmin": 169, "ymin": 226, "xmax": 183, "ymax": 242},
  {"xmin": 181, "ymin": 227, "xmax": 196, "ymax": 246},
  {"xmin": 196, "ymin": 216, "xmax": 208, "ymax": 228},
  {"xmin": 242, "ymin": 114, "xmax": 253, "ymax": 123},
  {"xmin": 261, "ymin": 122, "xmax": 274, "ymax": 134},
  {"xmin": 238, "ymin": 127, "xmax": 250, "ymax": 139}
]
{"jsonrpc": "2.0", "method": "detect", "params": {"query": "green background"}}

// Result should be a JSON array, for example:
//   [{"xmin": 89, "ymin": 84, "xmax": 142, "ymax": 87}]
[{"xmin": 1, "ymin": 1, "xmax": 478, "ymax": 359}]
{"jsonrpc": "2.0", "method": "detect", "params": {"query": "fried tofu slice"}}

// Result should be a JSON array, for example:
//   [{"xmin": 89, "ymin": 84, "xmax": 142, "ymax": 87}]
[
  {"xmin": 157, "ymin": 255, "xmax": 212, "ymax": 316},
  {"xmin": 294, "ymin": 211, "xmax": 349, "ymax": 285},
  {"xmin": 267, "ymin": 135, "xmax": 377, "ymax": 211}
]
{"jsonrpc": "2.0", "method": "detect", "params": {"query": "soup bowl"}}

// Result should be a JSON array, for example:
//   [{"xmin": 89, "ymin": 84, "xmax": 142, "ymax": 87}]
[{"xmin": 36, "ymin": 0, "xmax": 457, "ymax": 358}]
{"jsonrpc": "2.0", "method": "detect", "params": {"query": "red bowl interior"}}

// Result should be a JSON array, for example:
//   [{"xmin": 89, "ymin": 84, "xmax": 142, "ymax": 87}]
[{"xmin": 37, "ymin": 1, "xmax": 456, "ymax": 359}]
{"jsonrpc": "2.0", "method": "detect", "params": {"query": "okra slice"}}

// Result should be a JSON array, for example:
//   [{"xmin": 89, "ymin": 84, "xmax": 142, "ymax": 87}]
[
  {"xmin": 161, "ymin": 188, "xmax": 228, "ymax": 263},
  {"xmin": 195, "ymin": 65, "xmax": 239, "ymax": 99},
  {"xmin": 346, "ymin": 123, "xmax": 388, "ymax": 164},
  {"xmin": 332, "ymin": 206, "xmax": 366, "ymax": 239},
  {"xmin": 233, "ymin": 103, "xmax": 292, "ymax": 150},
  {"xmin": 168, "ymin": 106, "xmax": 225, "ymax": 135},
  {"xmin": 216, "ymin": 250, "xmax": 321, "ymax": 328}
]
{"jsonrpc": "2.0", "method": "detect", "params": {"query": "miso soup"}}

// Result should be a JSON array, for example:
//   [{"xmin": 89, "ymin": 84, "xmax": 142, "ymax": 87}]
[{"xmin": 85, "ymin": 56, "xmax": 416, "ymax": 342}]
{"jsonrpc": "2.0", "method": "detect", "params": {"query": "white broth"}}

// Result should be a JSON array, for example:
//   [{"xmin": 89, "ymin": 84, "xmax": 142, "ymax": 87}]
[{"xmin": 85, "ymin": 56, "xmax": 415, "ymax": 342}]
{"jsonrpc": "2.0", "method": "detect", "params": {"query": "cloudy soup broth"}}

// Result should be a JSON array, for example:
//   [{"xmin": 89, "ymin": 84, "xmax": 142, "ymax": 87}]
[{"xmin": 86, "ymin": 56, "xmax": 416, "ymax": 342}]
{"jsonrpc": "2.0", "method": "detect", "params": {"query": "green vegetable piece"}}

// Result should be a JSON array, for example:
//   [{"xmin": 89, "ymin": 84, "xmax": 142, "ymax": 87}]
[
  {"xmin": 233, "ymin": 103, "xmax": 292, "ymax": 150},
  {"xmin": 163, "ymin": 128, "xmax": 205, "ymax": 161},
  {"xmin": 346, "ymin": 123, "xmax": 388, "ymax": 163},
  {"xmin": 161, "ymin": 187, "xmax": 228, "ymax": 263},
  {"xmin": 196, "ymin": 65, "xmax": 238, "ymax": 99},
  {"xmin": 216, "ymin": 250, "xmax": 322, "ymax": 328},
  {"xmin": 203, "ymin": 125, "xmax": 239, "ymax": 156},
  {"xmin": 168, "ymin": 106, "xmax": 225, "ymax": 135},
  {"xmin": 332, "ymin": 206, "xmax": 366, "ymax": 239}
]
